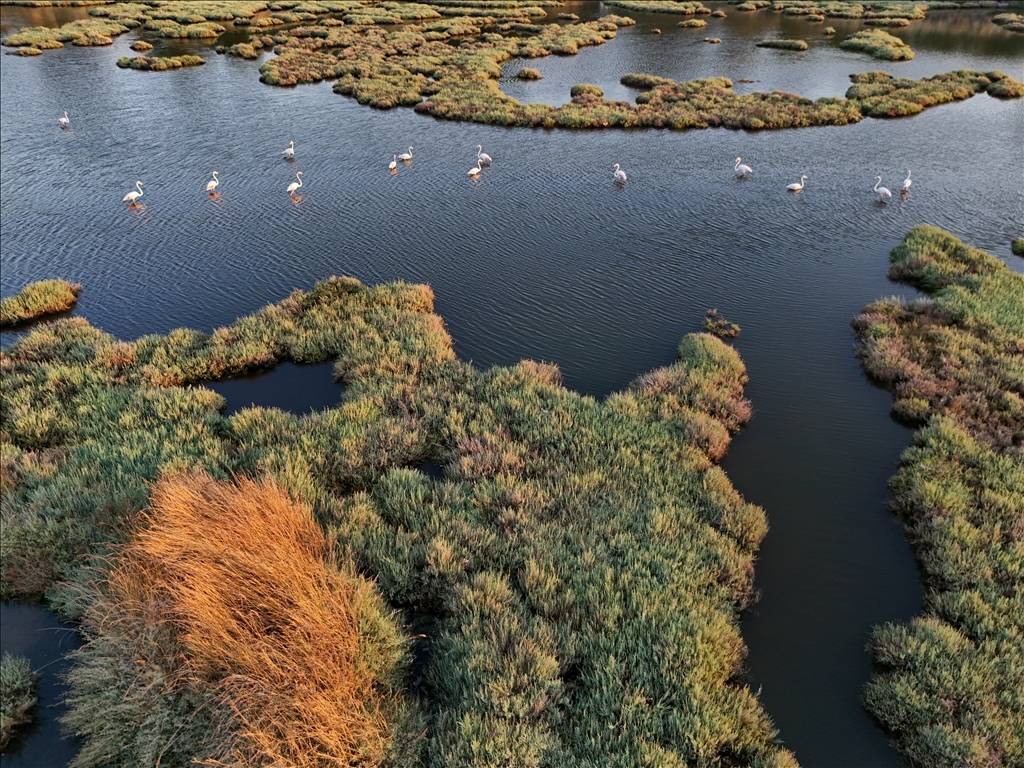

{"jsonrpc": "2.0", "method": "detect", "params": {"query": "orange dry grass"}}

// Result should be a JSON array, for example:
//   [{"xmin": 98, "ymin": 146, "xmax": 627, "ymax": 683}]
[{"xmin": 114, "ymin": 473, "xmax": 401, "ymax": 767}]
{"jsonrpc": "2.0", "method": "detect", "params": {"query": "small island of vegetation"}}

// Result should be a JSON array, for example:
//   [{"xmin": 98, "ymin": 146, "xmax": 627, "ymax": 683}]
[
  {"xmin": 0, "ymin": 278, "xmax": 80, "ymax": 329},
  {"xmin": 840, "ymin": 28, "xmax": 915, "ymax": 60}
]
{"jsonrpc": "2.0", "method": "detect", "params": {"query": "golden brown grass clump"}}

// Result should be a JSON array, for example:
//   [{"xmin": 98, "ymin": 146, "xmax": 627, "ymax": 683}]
[{"xmin": 99, "ymin": 473, "xmax": 407, "ymax": 767}]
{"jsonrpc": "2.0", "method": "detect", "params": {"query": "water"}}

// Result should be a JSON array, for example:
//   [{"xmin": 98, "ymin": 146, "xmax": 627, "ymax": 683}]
[
  {"xmin": 1, "ymin": 4, "xmax": 1022, "ymax": 766},
  {"xmin": 0, "ymin": 603, "xmax": 80, "ymax": 767},
  {"xmin": 203, "ymin": 361, "xmax": 341, "ymax": 415}
]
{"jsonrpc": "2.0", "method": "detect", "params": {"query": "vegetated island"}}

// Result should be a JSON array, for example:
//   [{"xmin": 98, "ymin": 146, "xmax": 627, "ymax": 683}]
[
  {"xmin": 853, "ymin": 226, "xmax": 1024, "ymax": 768},
  {"xmin": 839, "ymin": 28, "xmax": 915, "ymax": 60},
  {"xmin": 0, "ymin": 653, "xmax": 37, "ymax": 749},
  {"xmin": 992, "ymin": 11, "xmax": 1024, "ymax": 32},
  {"xmin": 3, "ymin": 3, "xmax": 1022, "ymax": 130},
  {"xmin": 0, "ymin": 279, "xmax": 80, "ymax": 329},
  {"xmin": 1, "ymin": 277, "xmax": 797, "ymax": 768}
]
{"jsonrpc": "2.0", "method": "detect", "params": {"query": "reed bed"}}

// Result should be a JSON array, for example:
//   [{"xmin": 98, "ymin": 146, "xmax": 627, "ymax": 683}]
[
  {"xmin": 854, "ymin": 226, "xmax": 1024, "ymax": 768},
  {"xmin": 0, "ymin": 654, "xmax": 36, "ymax": 749},
  {"xmin": 0, "ymin": 279, "xmax": 80, "ymax": 328}
]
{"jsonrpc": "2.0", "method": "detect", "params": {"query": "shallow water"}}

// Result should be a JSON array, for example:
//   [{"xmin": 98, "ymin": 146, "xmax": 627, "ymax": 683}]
[
  {"xmin": 1, "ymin": 4, "xmax": 1022, "ymax": 766},
  {"xmin": 204, "ymin": 361, "xmax": 341, "ymax": 415}
]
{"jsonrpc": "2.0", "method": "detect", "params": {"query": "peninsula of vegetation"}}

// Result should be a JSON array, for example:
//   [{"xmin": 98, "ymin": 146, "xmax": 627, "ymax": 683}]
[
  {"xmin": 854, "ymin": 226, "xmax": 1024, "ymax": 768},
  {"xmin": 1, "ymin": 277, "xmax": 795, "ymax": 767},
  {"xmin": 0, "ymin": 278, "xmax": 80, "ymax": 329}
]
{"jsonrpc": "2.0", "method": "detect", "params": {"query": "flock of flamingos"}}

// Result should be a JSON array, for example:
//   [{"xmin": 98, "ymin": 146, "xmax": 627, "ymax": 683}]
[{"xmin": 54, "ymin": 111, "xmax": 912, "ymax": 207}]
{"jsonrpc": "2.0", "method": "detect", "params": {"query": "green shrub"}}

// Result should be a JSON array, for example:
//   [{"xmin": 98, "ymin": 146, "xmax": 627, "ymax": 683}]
[
  {"xmin": 840, "ymin": 28, "xmax": 915, "ymax": 60},
  {"xmin": 0, "ymin": 279, "xmax": 80, "ymax": 328},
  {"xmin": 0, "ymin": 653, "xmax": 36, "ymax": 749}
]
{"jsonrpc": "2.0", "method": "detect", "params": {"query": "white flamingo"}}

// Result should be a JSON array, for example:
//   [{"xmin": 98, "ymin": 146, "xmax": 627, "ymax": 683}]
[
  {"xmin": 735, "ymin": 157, "xmax": 753, "ymax": 177},
  {"xmin": 787, "ymin": 175, "xmax": 807, "ymax": 192},
  {"xmin": 122, "ymin": 180, "xmax": 144, "ymax": 206},
  {"xmin": 57, "ymin": 111, "xmax": 70, "ymax": 129},
  {"xmin": 475, "ymin": 145, "xmax": 492, "ymax": 165},
  {"xmin": 398, "ymin": 146, "xmax": 413, "ymax": 161},
  {"xmin": 283, "ymin": 140, "xmax": 295, "ymax": 160},
  {"xmin": 388, "ymin": 154, "xmax": 398, "ymax": 172},
  {"xmin": 467, "ymin": 158, "xmax": 481, "ymax": 177},
  {"xmin": 874, "ymin": 176, "xmax": 892, "ymax": 203},
  {"xmin": 287, "ymin": 171, "xmax": 303, "ymax": 197},
  {"xmin": 901, "ymin": 170, "xmax": 912, "ymax": 194},
  {"xmin": 613, "ymin": 163, "xmax": 627, "ymax": 184},
  {"xmin": 206, "ymin": 171, "xmax": 220, "ymax": 194}
]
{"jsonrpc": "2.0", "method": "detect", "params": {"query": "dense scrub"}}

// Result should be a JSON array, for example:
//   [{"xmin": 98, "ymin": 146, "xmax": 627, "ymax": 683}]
[
  {"xmin": 853, "ymin": 226, "xmax": 1024, "ymax": 768},
  {"xmin": 116, "ymin": 54, "xmax": 205, "ymax": 70},
  {"xmin": 840, "ymin": 28, "xmax": 915, "ymax": 60},
  {"xmin": 2, "ymin": 276, "xmax": 794, "ymax": 766},
  {"xmin": 0, "ymin": 279, "xmax": 80, "ymax": 328},
  {"xmin": 0, "ymin": 653, "xmax": 36, "ymax": 749},
  {"xmin": 757, "ymin": 38, "xmax": 809, "ymax": 50}
]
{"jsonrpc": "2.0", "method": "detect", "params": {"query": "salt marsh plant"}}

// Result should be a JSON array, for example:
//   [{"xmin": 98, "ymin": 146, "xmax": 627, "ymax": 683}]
[
  {"xmin": 854, "ymin": 226, "xmax": 1024, "ymax": 768},
  {"xmin": 0, "ymin": 654, "xmax": 36, "ymax": 749},
  {"xmin": 1013, "ymin": 238, "xmax": 1024, "ymax": 256},
  {"xmin": 992, "ymin": 11, "xmax": 1024, "ymax": 32},
  {"xmin": 605, "ymin": 0, "xmax": 711, "ymax": 13},
  {"xmin": 679, "ymin": 18, "xmax": 708, "ymax": 27},
  {"xmin": 2, "ymin": 275, "xmax": 793, "ymax": 767},
  {"xmin": 840, "ymin": 28, "xmax": 915, "ymax": 60},
  {"xmin": 116, "ymin": 54, "xmax": 206, "ymax": 70},
  {"xmin": 516, "ymin": 66, "xmax": 541, "ymax": 79},
  {"xmin": 0, "ymin": 279, "xmax": 80, "ymax": 328},
  {"xmin": 757, "ymin": 37, "xmax": 809, "ymax": 50}
]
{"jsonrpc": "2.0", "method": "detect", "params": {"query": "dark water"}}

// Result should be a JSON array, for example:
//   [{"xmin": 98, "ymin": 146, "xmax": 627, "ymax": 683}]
[
  {"xmin": 204, "ymin": 361, "xmax": 341, "ymax": 415},
  {"xmin": 0, "ymin": 603, "xmax": 80, "ymax": 767},
  {"xmin": 1, "ymin": 4, "xmax": 1022, "ymax": 766}
]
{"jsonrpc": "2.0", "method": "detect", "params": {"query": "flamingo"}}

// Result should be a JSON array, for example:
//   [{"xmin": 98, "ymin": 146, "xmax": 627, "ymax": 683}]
[
  {"xmin": 287, "ymin": 171, "xmax": 303, "ymax": 197},
  {"xmin": 735, "ymin": 157, "xmax": 753, "ymax": 177},
  {"xmin": 476, "ymin": 145, "xmax": 492, "ymax": 166},
  {"xmin": 122, "ymin": 181, "xmax": 144, "ymax": 206},
  {"xmin": 787, "ymin": 175, "xmax": 807, "ymax": 192},
  {"xmin": 283, "ymin": 140, "xmax": 295, "ymax": 160},
  {"xmin": 398, "ymin": 146, "xmax": 413, "ymax": 161},
  {"xmin": 874, "ymin": 176, "xmax": 892, "ymax": 203},
  {"xmin": 206, "ymin": 171, "xmax": 220, "ymax": 194},
  {"xmin": 388, "ymin": 154, "xmax": 398, "ymax": 172},
  {"xmin": 901, "ymin": 170, "xmax": 912, "ymax": 195},
  {"xmin": 467, "ymin": 158, "xmax": 481, "ymax": 177},
  {"xmin": 613, "ymin": 163, "xmax": 627, "ymax": 184},
  {"xmin": 57, "ymin": 111, "xmax": 70, "ymax": 129}
]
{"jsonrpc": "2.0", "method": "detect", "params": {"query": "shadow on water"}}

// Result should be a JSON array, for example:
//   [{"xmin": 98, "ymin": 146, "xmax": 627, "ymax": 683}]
[
  {"xmin": 203, "ymin": 361, "xmax": 341, "ymax": 416},
  {"xmin": 1, "ymin": 3, "xmax": 1022, "ymax": 767},
  {"xmin": 0, "ymin": 603, "xmax": 80, "ymax": 767}
]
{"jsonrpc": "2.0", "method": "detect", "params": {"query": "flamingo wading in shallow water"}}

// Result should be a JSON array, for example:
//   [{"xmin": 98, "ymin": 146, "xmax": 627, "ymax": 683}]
[
  {"xmin": 388, "ymin": 154, "xmax": 398, "ymax": 172},
  {"xmin": 735, "ymin": 157, "xmax": 753, "ymax": 177},
  {"xmin": 58, "ymin": 111, "xmax": 70, "ymax": 129},
  {"xmin": 467, "ymin": 157, "xmax": 481, "ymax": 177},
  {"xmin": 283, "ymin": 140, "xmax": 295, "ymax": 160},
  {"xmin": 122, "ymin": 181, "xmax": 144, "ymax": 206},
  {"xmin": 787, "ymin": 175, "xmax": 807, "ymax": 192},
  {"xmin": 874, "ymin": 176, "xmax": 892, "ymax": 204},
  {"xmin": 613, "ymin": 163, "xmax": 627, "ymax": 184},
  {"xmin": 398, "ymin": 147, "xmax": 413, "ymax": 161},
  {"xmin": 287, "ymin": 171, "xmax": 303, "ymax": 197},
  {"xmin": 476, "ymin": 145, "xmax": 492, "ymax": 165},
  {"xmin": 901, "ymin": 170, "xmax": 912, "ymax": 195},
  {"xmin": 206, "ymin": 171, "xmax": 219, "ymax": 194}
]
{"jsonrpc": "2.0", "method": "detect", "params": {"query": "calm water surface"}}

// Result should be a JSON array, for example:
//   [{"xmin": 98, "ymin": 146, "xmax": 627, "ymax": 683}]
[{"xmin": 1, "ymin": 4, "xmax": 1022, "ymax": 766}]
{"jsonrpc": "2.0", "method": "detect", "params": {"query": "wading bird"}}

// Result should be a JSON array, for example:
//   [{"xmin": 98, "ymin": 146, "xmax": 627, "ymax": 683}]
[
  {"xmin": 874, "ymin": 176, "xmax": 892, "ymax": 203},
  {"xmin": 613, "ymin": 163, "xmax": 628, "ymax": 184},
  {"xmin": 787, "ymin": 175, "xmax": 807, "ymax": 192},
  {"xmin": 388, "ymin": 154, "xmax": 398, "ymax": 172},
  {"xmin": 398, "ymin": 147, "xmax": 413, "ymax": 161},
  {"xmin": 122, "ymin": 180, "xmax": 144, "ymax": 206},
  {"xmin": 58, "ymin": 111, "xmax": 70, "ymax": 129},
  {"xmin": 206, "ymin": 171, "xmax": 219, "ymax": 194},
  {"xmin": 467, "ymin": 158, "xmax": 481, "ymax": 177},
  {"xmin": 476, "ymin": 145, "xmax": 492, "ymax": 165},
  {"xmin": 735, "ymin": 157, "xmax": 753, "ymax": 177},
  {"xmin": 901, "ymin": 170, "xmax": 912, "ymax": 195},
  {"xmin": 287, "ymin": 171, "xmax": 303, "ymax": 198},
  {"xmin": 283, "ymin": 140, "xmax": 295, "ymax": 160}
]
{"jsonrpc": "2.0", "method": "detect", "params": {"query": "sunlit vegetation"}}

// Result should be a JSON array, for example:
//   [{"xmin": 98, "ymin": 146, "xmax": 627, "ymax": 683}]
[
  {"xmin": 704, "ymin": 309, "xmax": 742, "ymax": 339},
  {"xmin": 992, "ymin": 11, "xmax": 1024, "ymax": 32},
  {"xmin": 757, "ymin": 37, "xmax": 809, "ymax": 50},
  {"xmin": 2, "ymin": 275, "xmax": 794, "ymax": 767},
  {"xmin": 679, "ymin": 17, "xmax": 708, "ymax": 27},
  {"xmin": 516, "ymin": 65, "xmax": 541, "ymax": 78},
  {"xmin": 1, "ymin": 17, "xmax": 127, "ymax": 48},
  {"xmin": 735, "ymin": 0, "xmax": 770, "ymax": 9},
  {"xmin": 824, "ymin": 24, "xmax": 835, "ymax": 34},
  {"xmin": 770, "ymin": 1, "xmax": 927, "ymax": 23},
  {"xmin": 847, "ymin": 69, "xmax": 1020, "ymax": 116},
  {"xmin": 128, "ymin": 39, "xmax": 152, "ymax": 51},
  {"xmin": 0, "ymin": 654, "xmax": 36, "ymax": 750},
  {"xmin": 65, "ymin": 473, "xmax": 414, "ymax": 768},
  {"xmin": 116, "ymin": 53, "xmax": 205, "ymax": 70},
  {"xmin": 840, "ymin": 28, "xmax": 915, "ymax": 60},
  {"xmin": 854, "ymin": 226, "xmax": 1024, "ymax": 768},
  {"xmin": 605, "ymin": 0, "xmax": 710, "ymax": 13},
  {"xmin": 0, "ymin": 279, "xmax": 80, "ymax": 329},
  {"xmin": 1013, "ymin": 238, "xmax": 1024, "ymax": 256}
]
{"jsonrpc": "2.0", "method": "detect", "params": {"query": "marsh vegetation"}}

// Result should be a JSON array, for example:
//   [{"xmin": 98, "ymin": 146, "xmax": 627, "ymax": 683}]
[
  {"xmin": 839, "ymin": 28, "xmax": 915, "ymax": 60},
  {"xmin": 0, "ymin": 653, "xmax": 36, "ymax": 749},
  {"xmin": 0, "ymin": 279, "xmax": 80, "ymax": 329}
]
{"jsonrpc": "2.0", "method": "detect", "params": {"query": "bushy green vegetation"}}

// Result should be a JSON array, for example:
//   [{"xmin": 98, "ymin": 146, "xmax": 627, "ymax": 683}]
[
  {"xmin": 128, "ymin": 39, "xmax": 152, "ymax": 51},
  {"xmin": 116, "ymin": 54, "xmax": 205, "ymax": 70},
  {"xmin": 854, "ymin": 226, "xmax": 1024, "ymax": 768},
  {"xmin": 846, "ymin": 69, "xmax": 1019, "ymax": 117},
  {"xmin": 1013, "ymin": 238, "xmax": 1024, "ymax": 256},
  {"xmin": 757, "ymin": 37, "xmax": 809, "ymax": 50},
  {"xmin": 0, "ymin": 654, "xmax": 36, "ymax": 750},
  {"xmin": 1, "ymin": 17, "xmax": 128, "ymax": 48},
  {"xmin": 516, "ymin": 65, "xmax": 541, "ymax": 79},
  {"xmin": 2, "ymin": 276, "xmax": 794, "ymax": 767},
  {"xmin": 0, "ymin": 279, "xmax": 80, "ymax": 329},
  {"xmin": 840, "ymin": 28, "xmax": 915, "ymax": 60}
]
